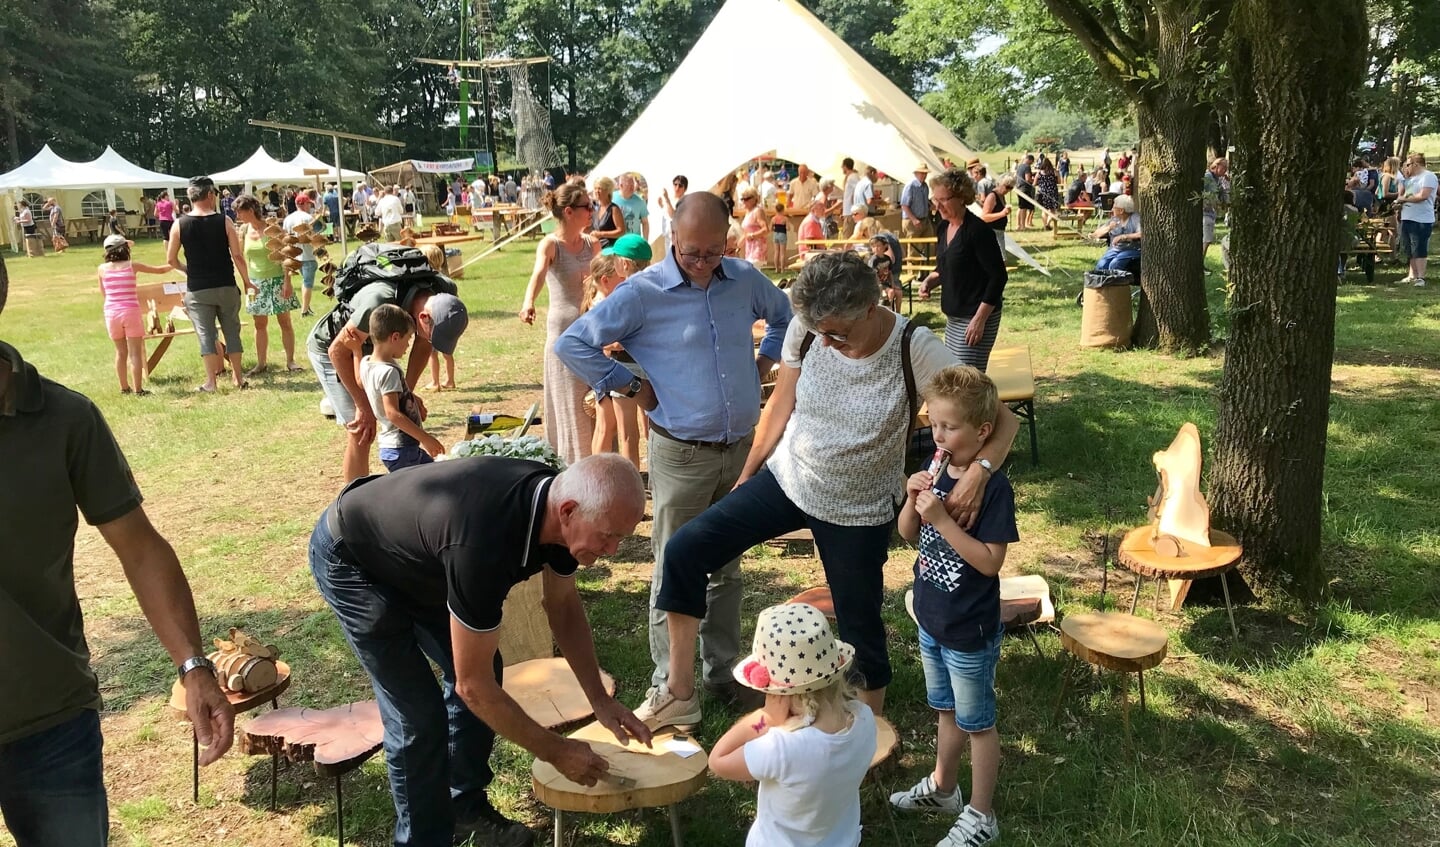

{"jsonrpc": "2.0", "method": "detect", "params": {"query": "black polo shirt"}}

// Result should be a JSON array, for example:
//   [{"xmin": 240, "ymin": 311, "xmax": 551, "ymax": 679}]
[
  {"xmin": 332, "ymin": 457, "xmax": 578, "ymax": 632},
  {"xmin": 0, "ymin": 341, "xmax": 142, "ymax": 743}
]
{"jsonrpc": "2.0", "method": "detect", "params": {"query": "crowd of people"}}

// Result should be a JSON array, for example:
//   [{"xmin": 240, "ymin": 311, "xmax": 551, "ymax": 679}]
[
  {"xmin": 14, "ymin": 142, "xmax": 1438, "ymax": 847},
  {"xmin": 1342, "ymin": 151, "xmax": 1437, "ymax": 285}
]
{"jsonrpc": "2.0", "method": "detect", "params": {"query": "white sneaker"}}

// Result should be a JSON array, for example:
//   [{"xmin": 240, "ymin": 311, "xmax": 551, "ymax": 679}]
[
  {"xmin": 889, "ymin": 774, "xmax": 962, "ymax": 813},
  {"xmin": 1414, "ymin": 278, "xmax": 1427, "ymax": 287},
  {"xmin": 937, "ymin": 805, "xmax": 1000, "ymax": 847},
  {"xmin": 632, "ymin": 684, "xmax": 701, "ymax": 730}
]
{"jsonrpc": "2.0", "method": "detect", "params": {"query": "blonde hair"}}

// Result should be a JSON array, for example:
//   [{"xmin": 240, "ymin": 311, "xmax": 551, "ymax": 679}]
[
  {"xmin": 924, "ymin": 365, "xmax": 998, "ymax": 430},
  {"xmin": 419, "ymin": 244, "xmax": 445, "ymax": 271},
  {"xmin": 580, "ymin": 253, "xmax": 621, "ymax": 314},
  {"xmin": 781, "ymin": 674, "xmax": 858, "ymax": 729},
  {"xmin": 1383, "ymin": 156, "xmax": 1402, "ymax": 176},
  {"xmin": 593, "ymin": 176, "xmax": 616, "ymax": 196},
  {"xmin": 614, "ymin": 256, "xmax": 649, "ymax": 276}
]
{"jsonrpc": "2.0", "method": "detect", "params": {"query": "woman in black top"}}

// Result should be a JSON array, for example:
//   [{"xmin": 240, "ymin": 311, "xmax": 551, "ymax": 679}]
[
  {"xmin": 917, "ymin": 167, "xmax": 1009, "ymax": 370},
  {"xmin": 166, "ymin": 175, "xmax": 255, "ymax": 392},
  {"xmin": 588, "ymin": 176, "xmax": 625, "ymax": 247}
]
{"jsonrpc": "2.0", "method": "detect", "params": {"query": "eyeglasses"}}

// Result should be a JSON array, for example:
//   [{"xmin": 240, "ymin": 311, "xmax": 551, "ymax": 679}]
[
  {"xmin": 676, "ymin": 248, "xmax": 727, "ymax": 265},
  {"xmin": 567, "ymin": 203, "xmax": 590, "ymax": 211},
  {"xmin": 818, "ymin": 329, "xmax": 849, "ymax": 343}
]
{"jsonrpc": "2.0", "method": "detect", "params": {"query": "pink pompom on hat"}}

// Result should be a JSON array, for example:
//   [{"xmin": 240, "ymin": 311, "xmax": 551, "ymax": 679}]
[{"xmin": 733, "ymin": 603, "xmax": 854, "ymax": 696}]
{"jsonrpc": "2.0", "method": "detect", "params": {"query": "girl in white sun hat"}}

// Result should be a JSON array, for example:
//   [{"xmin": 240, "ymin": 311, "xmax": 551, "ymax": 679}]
[{"xmin": 710, "ymin": 603, "xmax": 878, "ymax": 847}]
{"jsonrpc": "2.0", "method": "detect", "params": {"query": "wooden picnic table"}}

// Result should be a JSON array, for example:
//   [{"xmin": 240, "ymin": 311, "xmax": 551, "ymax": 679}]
[
  {"xmin": 67, "ymin": 218, "xmax": 103, "ymax": 243},
  {"xmin": 1052, "ymin": 206, "xmax": 1097, "ymax": 239}
]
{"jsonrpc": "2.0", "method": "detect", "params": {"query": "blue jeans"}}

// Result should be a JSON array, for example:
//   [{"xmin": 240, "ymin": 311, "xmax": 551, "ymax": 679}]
[
  {"xmin": 918, "ymin": 626, "xmax": 1001, "ymax": 732},
  {"xmin": 1096, "ymin": 246, "xmax": 1140, "ymax": 273},
  {"xmin": 1401, "ymin": 220, "xmax": 1433, "ymax": 258},
  {"xmin": 0, "ymin": 710, "xmax": 108, "ymax": 847},
  {"xmin": 299, "ymin": 259, "xmax": 318, "ymax": 290},
  {"xmin": 656, "ymin": 467, "xmax": 895, "ymax": 689},
  {"xmin": 309, "ymin": 511, "xmax": 500, "ymax": 846},
  {"xmin": 379, "ymin": 445, "xmax": 433, "ymax": 472}
]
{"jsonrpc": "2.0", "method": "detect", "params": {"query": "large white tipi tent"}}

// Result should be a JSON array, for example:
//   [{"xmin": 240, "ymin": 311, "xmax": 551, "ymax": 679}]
[{"xmin": 589, "ymin": 0, "xmax": 1046, "ymax": 273}]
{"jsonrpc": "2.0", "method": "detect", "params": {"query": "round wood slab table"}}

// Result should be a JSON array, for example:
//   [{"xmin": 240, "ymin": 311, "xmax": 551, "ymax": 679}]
[
  {"xmin": 533, "ymin": 721, "xmax": 707, "ymax": 846},
  {"xmin": 1118, "ymin": 526, "xmax": 1242, "ymax": 638},
  {"xmin": 169, "ymin": 660, "xmax": 291, "ymax": 806}
]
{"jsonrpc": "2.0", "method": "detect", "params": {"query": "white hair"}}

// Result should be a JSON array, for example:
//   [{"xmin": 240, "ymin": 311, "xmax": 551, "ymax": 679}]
[
  {"xmin": 1113, "ymin": 195, "xmax": 1136, "ymax": 213},
  {"xmin": 549, "ymin": 454, "xmax": 645, "ymax": 521}
]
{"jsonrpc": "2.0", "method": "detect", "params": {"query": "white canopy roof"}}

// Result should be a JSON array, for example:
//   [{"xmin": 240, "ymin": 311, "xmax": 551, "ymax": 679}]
[
  {"xmin": 589, "ymin": 0, "xmax": 1046, "ymax": 273},
  {"xmin": 0, "ymin": 144, "xmax": 186, "ymax": 191},
  {"xmin": 287, "ymin": 147, "xmax": 367, "ymax": 181},
  {"xmin": 591, "ymin": 0, "xmax": 975, "ymax": 200},
  {"xmin": 209, "ymin": 146, "xmax": 296, "ymax": 184}
]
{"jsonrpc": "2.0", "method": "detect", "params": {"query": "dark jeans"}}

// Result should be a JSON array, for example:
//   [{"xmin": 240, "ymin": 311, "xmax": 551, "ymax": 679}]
[
  {"xmin": 379, "ymin": 445, "xmax": 434, "ymax": 472},
  {"xmin": 656, "ymin": 467, "xmax": 895, "ymax": 690},
  {"xmin": 0, "ymin": 709, "xmax": 108, "ymax": 847},
  {"xmin": 309, "ymin": 511, "xmax": 501, "ymax": 847}
]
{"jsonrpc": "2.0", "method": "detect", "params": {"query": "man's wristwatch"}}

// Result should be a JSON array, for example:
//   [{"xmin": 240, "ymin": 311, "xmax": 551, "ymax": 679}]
[
  {"xmin": 178, "ymin": 655, "xmax": 217, "ymax": 681},
  {"xmin": 622, "ymin": 375, "xmax": 644, "ymax": 398},
  {"xmin": 976, "ymin": 458, "xmax": 994, "ymax": 474}
]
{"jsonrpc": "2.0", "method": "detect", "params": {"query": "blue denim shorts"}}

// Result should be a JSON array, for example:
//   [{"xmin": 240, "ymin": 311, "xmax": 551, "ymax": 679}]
[
  {"xmin": 918, "ymin": 625, "xmax": 1001, "ymax": 732},
  {"xmin": 379, "ymin": 445, "xmax": 433, "ymax": 472},
  {"xmin": 1401, "ymin": 220, "xmax": 1433, "ymax": 259}
]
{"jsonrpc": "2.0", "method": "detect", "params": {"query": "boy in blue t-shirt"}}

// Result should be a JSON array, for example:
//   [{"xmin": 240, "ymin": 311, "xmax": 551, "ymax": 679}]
[{"xmin": 894, "ymin": 365, "xmax": 1019, "ymax": 847}]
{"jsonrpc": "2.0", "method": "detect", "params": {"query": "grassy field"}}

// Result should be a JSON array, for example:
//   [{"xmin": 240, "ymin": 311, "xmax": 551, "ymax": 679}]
[{"xmin": 1, "ymin": 226, "xmax": 1438, "ymax": 847}]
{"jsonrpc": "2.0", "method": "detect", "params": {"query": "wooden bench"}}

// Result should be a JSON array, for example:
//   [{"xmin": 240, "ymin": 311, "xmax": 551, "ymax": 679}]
[
  {"xmin": 919, "ymin": 346, "xmax": 1039, "ymax": 466},
  {"xmin": 136, "ymin": 282, "xmax": 200, "ymax": 374}
]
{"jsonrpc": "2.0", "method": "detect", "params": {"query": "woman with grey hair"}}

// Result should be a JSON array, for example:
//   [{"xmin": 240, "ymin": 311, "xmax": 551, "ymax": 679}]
[
  {"xmin": 918, "ymin": 167, "xmax": 1009, "ymax": 370},
  {"xmin": 652, "ymin": 251, "xmax": 1018, "ymax": 717},
  {"xmin": 1091, "ymin": 193, "xmax": 1142, "ymax": 273}
]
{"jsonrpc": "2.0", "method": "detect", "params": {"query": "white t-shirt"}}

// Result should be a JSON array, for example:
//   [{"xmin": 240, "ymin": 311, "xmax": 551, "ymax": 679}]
[
  {"xmin": 361, "ymin": 356, "xmax": 414, "ymax": 449},
  {"xmin": 853, "ymin": 176, "xmax": 874, "ymax": 213},
  {"xmin": 282, "ymin": 210, "xmax": 316, "ymax": 261},
  {"xmin": 760, "ymin": 180, "xmax": 778, "ymax": 208},
  {"xmin": 742, "ymin": 701, "xmax": 876, "ymax": 847},
  {"xmin": 377, "ymin": 195, "xmax": 405, "ymax": 228},
  {"xmin": 842, "ymin": 173, "xmax": 860, "ymax": 217},
  {"xmin": 1401, "ymin": 169, "xmax": 1438, "ymax": 224},
  {"xmin": 769, "ymin": 316, "xmax": 955, "ymax": 526}
]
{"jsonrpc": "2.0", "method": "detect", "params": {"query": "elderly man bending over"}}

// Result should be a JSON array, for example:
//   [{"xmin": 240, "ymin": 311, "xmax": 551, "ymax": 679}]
[{"xmin": 309, "ymin": 453, "xmax": 652, "ymax": 847}]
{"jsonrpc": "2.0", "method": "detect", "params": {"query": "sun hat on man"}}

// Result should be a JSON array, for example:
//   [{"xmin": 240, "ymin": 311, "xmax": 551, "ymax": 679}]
[
  {"xmin": 734, "ymin": 603, "xmax": 855, "ymax": 695},
  {"xmin": 602, "ymin": 233, "xmax": 653, "ymax": 262},
  {"xmin": 423, "ymin": 292, "xmax": 469, "ymax": 355}
]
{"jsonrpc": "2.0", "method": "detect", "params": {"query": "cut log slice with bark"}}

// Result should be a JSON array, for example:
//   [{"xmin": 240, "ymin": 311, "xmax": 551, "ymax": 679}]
[
  {"xmin": 502, "ymin": 658, "xmax": 615, "ymax": 729},
  {"xmin": 533, "ymin": 722, "xmax": 708, "ymax": 814},
  {"xmin": 1059, "ymin": 613, "xmax": 1168, "ymax": 674},
  {"xmin": 240, "ymin": 701, "xmax": 384, "ymax": 777},
  {"xmin": 871, "ymin": 715, "xmax": 898, "ymax": 769}
]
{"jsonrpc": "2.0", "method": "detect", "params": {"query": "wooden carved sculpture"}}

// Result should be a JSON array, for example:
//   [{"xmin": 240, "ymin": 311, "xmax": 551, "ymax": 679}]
[
  {"xmin": 208, "ymin": 628, "xmax": 281, "ymax": 694},
  {"xmin": 1146, "ymin": 423, "xmax": 1212, "ymax": 556}
]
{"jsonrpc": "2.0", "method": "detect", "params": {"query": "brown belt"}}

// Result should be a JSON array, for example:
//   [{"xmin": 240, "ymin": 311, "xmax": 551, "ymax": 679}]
[{"xmin": 649, "ymin": 421, "xmax": 736, "ymax": 450}]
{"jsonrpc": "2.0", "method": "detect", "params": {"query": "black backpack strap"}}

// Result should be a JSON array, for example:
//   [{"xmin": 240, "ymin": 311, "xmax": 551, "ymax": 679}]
[
  {"xmin": 798, "ymin": 330, "xmax": 816, "ymax": 361},
  {"xmin": 901, "ymin": 321, "xmax": 918, "ymax": 433}
]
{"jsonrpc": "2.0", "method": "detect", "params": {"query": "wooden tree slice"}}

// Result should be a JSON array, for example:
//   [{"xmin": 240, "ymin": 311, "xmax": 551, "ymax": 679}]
[
  {"xmin": 502, "ymin": 658, "xmax": 615, "ymax": 729},
  {"xmin": 240, "ymin": 701, "xmax": 384, "ymax": 777},
  {"xmin": 786, "ymin": 586, "xmax": 835, "ymax": 620},
  {"xmin": 169, "ymin": 661, "xmax": 291, "ymax": 715},
  {"xmin": 1118, "ymin": 526, "xmax": 1241, "ymax": 580},
  {"xmin": 532, "ymin": 722, "xmax": 707, "ymax": 814},
  {"xmin": 1059, "ymin": 613, "xmax": 1168, "ymax": 673},
  {"xmin": 871, "ymin": 715, "xmax": 898, "ymax": 769}
]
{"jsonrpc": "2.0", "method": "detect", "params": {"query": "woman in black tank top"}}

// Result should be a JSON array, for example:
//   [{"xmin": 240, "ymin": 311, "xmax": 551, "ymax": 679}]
[{"xmin": 168, "ymin": 176, "xmax": 254, "ymax": 391}]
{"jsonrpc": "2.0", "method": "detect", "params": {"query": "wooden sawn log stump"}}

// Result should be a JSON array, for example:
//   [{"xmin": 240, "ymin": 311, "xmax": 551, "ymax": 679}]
[{"xmin": 240, "ymin": 701, "xmax": 384, "ymax": 777}]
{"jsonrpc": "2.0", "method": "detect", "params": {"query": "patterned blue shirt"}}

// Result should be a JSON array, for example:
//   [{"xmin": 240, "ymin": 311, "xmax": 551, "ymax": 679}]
[
  {"xmin": 555, "ymin": 249, "xmax": 792, "ymax": 443},
  {"xmin": 914, "ymin": 469, "xmax": 1019, "ymax": 650}
]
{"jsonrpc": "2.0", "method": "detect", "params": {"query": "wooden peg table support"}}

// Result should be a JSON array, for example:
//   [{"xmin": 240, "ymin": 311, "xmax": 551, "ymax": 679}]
[{"xmin": 1117, "ymin": 526, "xmax": 1242, "ymax": 638}]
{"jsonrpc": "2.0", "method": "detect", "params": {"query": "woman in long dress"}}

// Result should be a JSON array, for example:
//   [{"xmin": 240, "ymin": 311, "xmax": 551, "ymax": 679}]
[{"xmin": 519, "ymin": 182, "xmax": 598, "ymax": 464}]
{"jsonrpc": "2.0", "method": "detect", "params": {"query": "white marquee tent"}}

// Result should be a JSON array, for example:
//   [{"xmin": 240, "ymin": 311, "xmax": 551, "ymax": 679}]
[
  {"xmin": 589, "ymin": 0, "xmax": 1046, "ymax": 273},
  {"xmin": 209, "ymin": 146, "xmax": 366, "ymax": 187},
  {"xmin": 0, "ymin": 145, "xmax": 186, "ymax": 249}
]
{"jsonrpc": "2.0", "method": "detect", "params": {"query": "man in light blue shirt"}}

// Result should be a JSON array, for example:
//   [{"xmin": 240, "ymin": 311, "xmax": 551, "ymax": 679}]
[
  {"xmin": 556, "ymin": 192, "xmax": 790, "ymax": 726},
  {"xmin": 612, "ymin": 174, "xmax": 650, "ymax": 240},
  {"xmin": 899, "ymin": 164, "xmax": 932, "ymax": 258}
]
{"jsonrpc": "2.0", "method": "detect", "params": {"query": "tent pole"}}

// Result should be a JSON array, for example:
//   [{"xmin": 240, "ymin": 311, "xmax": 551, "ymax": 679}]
[{"xmin": 333, "ymin": 135, "xmax": 348, "ymax": 260}]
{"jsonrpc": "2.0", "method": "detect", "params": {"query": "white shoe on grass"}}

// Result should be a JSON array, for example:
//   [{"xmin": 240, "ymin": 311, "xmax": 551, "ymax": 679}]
[
  {"xmin": 936, "ymin": 805, "xmax": 1000, "ymax": 847},
  {"xmin": 889, "ymin": 774, "xmax": 962, "ymax": 813}
]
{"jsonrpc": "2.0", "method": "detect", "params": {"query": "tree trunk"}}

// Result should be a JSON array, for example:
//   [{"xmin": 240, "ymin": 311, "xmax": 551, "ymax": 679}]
[
  {"xmin": 1209, "ymin": 0, "xmax": 1366, "ymax": 602},
  {"xmin": 1, "ymin": 98, "xmax": 17, "ymax": 172},
  {"xmin": 1132, "ymin": 90, "xmax": 1211, "ymax": 352}
]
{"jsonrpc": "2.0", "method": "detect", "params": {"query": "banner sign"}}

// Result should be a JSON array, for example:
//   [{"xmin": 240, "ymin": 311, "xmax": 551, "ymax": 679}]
[{"xmin": 410, "ymin": 158, "xmax": 475, "ymax": 174}]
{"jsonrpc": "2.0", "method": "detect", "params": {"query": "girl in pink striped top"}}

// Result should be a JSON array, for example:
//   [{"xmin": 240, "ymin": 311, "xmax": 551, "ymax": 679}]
[{"xmin": 98, "ymin": 234, "xmax": 171, "ymax": 395}]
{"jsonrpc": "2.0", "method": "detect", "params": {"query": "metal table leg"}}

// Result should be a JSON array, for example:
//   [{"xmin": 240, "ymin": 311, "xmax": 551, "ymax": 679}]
[
  {"xmin": 1129, "ymin": 576, "xmax": 1143, "ymax": 614},
  {"xmin": 1138, "ymin": 668, "xmax": 1147, "ymax": 711},
  {"xmin": 270, "ymin": 750, "xmax": 279, "ymax": 811},
  {"xmin": 1220, "ymin": 571, "xmax": 1239, "ymax": 639},
  {"xmin": 668, "ymin": 804, "xmax": 684, "ymax": 847},
  {"xmin": 335, "ymin": 775, "xmax": 344, "ymax": 847},
  {"xmin": 553, "ymin": 809, "xmax": 563, "ymax": 847},
  {"xmin": 192, "ymin": 730, "xmax": 200, "ymax": 803}
]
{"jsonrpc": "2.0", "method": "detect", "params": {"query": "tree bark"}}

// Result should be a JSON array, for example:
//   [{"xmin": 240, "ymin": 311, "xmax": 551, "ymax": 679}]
[{"xmin": 1209, "ymin": 0, "xmax": 1366, "ymax": 602}]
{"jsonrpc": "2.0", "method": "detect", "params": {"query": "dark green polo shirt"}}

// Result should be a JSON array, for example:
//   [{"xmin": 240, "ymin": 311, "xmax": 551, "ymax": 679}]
[{"xmin": 0, "ymin": 340, "xmax": 142, "ymax": 743}]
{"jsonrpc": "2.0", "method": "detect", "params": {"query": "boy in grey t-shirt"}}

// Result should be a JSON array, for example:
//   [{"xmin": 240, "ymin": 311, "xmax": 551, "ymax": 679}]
[{"xmin": 361, "ymin": 304, "xmax": 445, "ymax": 471}]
